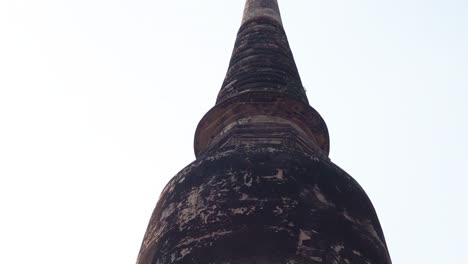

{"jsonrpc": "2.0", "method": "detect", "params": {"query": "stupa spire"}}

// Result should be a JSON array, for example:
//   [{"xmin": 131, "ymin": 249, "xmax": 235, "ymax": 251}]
[
  {"xmin": 241, "ymin": 0, "xmax": 283, "ymax": 25},
  {"xmin": 193, "ymin": 0, "xmax": 329, "ymax": 159},
  {"xmin": 217, "ymin": 0, "xmax": 307, "ymax": 104}
]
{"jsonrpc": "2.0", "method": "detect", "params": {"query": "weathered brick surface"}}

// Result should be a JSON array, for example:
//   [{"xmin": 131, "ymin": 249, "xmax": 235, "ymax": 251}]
[
  {"xmin": 218, "ymin": 17, "xmax": 307, "ymax": 104},
  {"xmin": 137, "ymin": 146, "xmax": 391, "ymax": 264},
  {"xmin": 137, "ymin": 0, "xmax": 391, "ymax": 263},
  {"xmin": 194, "ymin": 92, "xmax": 329, "ymax": 157}
]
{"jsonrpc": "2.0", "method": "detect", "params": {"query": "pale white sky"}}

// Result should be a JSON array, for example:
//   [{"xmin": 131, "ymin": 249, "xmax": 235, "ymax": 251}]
[{"xmin": 0, "ymin": 1, "xmax": 467, "ymax": 263}]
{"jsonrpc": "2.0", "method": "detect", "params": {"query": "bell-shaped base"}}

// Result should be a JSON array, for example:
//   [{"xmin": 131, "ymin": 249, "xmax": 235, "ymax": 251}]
[{"xmin": 137, "ymin": 145, "xmax": 391, "ymax": 264}]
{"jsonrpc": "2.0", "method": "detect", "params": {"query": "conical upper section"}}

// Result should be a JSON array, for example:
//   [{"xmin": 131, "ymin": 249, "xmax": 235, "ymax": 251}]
[
  {"xmin": 217, "ymin": 0, "xmax": 308, "ymax": 104},
  {"xmin": 194, "ymin": 0, "xmax": 330, "ymax": 157}
]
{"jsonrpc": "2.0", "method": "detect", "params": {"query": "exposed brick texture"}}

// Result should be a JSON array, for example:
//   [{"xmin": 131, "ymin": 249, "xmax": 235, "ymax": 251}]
[{"xmin": 137, "ymin": 1, "xmax": 391, "ymax": 263}]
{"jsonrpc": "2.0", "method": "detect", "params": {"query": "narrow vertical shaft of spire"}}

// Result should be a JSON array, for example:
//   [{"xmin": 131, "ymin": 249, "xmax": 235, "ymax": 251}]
[
  {"xmin": 242, "ymin": 0, "xmax": 282, "ymax": 25},
  {"xmin": 216, "ymin": 0, "xmax": 308, "ymax": 104}
]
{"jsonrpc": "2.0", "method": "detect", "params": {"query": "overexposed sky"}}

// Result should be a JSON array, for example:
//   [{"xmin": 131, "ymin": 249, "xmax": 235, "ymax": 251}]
[{"xmin": 1, "ymin": 0, "xmax": 467, "ymax": 263}]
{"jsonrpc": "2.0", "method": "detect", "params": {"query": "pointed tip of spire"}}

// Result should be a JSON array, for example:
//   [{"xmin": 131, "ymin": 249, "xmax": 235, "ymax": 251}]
[{"xmin": 242, "ymin": 0, "xmax": 282, "ymax": 25}]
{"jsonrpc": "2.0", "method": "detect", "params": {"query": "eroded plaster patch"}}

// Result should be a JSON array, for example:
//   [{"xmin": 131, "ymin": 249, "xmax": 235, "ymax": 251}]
[
  {"xmin": 263, "ymin": 169, "xmax": 285, "ymax": 181},
  {"xmin": 313, "ymin": 186, "xmax": 335, "ymax": 207}
]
